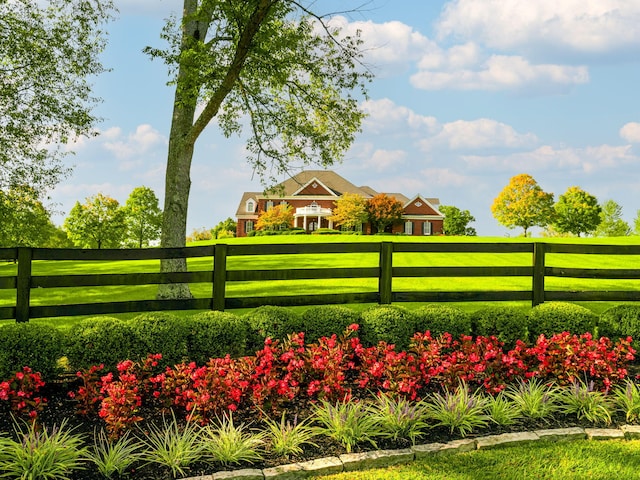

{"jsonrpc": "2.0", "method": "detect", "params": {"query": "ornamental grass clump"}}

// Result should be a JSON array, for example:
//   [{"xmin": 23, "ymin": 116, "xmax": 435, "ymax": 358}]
[
  {"xmin": 86, "ymin": 429, "xmax": 143, "ymax": 479},
  {"xmin": 369, "ymin": 392, "xmax": 430, "ymax": 445},
  {"xmin": 312, "ymin": 399, "xmax": 382, "ymax": 453},
  {"xmin": 140, "ymin": 412, "xmax": 204, "ymax": 478},
  {"xmin": 424, "ymin": 382, "xmax": 489, "ymax": 437},
  {"xmin": 0, "ymin": 418, "xmax": 88, "ymax": 480},
  {"xmin": 506, "ymin": 378, "xmax": 559, "ymax": 421},
  {"xmin": 557, "ymin": 379, "xmax": 614, "ymax": 425},
  {"xmin": 613, "ymin": 379, "xmax": 640, "ymax": 423},
  {"xmin": 202, "ymin": 413, "xmax": 265, "ymax": 466},
  {"xmin": 485, "ymin": 391, "xmax": 522, "ymax": 427},
  {"xmin": 261, "ymin": 411, "xmax": 318, "ymax": 459}
]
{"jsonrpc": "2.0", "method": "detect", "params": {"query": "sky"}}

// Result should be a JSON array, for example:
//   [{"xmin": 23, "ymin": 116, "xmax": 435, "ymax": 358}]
[{"xmin": 49, "ymin": 0, "xmax": 640, "ymax": 237}]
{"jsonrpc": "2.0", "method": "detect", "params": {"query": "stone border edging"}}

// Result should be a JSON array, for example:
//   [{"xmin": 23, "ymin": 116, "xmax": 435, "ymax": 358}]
[{"xmin": 180, "ymin": 425, "xmax": 640, "ymax": 480}]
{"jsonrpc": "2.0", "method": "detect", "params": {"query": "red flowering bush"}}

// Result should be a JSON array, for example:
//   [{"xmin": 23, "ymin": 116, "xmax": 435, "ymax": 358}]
[
  {"xmin": 0, "ymin": 367, "xmax": 46, "ymax": 420},
  {"xmin": 514, "ymin": 332, "xmax": 636, "ymax": 390},
  {"xmin": 53, "ymin": 324, "xmax": 637, "ymax": 438}
]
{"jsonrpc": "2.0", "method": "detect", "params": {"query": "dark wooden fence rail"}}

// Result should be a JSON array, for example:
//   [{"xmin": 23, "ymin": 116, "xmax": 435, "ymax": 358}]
[{"xmin": 1, "ymin": 241, "xmax": 640, "ymax": 322}]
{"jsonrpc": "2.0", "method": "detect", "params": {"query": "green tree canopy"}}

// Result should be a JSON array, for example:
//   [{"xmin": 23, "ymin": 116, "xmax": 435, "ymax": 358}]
[
  {"xmin": 212, "ymin": 217, "xmax": 237, "ymax": 238},
  {"xmin": 328, "ymin": 192, "xmax": 368, "ymax": 231},
  {"xmin": 367, "ymin": 194, "xmax": 404, "ymax": 233},
  {"xmin": 491, "ymin": 174, "xmax": 554, "ymax": 236},
  {"xmin": 594, "ymin": 199, "xmax": 630, "ymax": 237},
  {"xmin": 553, "ymin": 186, "xmax": 601, "ymax": 237},
  {"xmin": 145, "ymin": 0, "xmax": 370, "ymax": 298},
  {"xmin": 439, "ymin": 205, "xmax": 477, "ymax": 236},
  {"xmin": 0, "ymin": 0, "xmax": 114, "ymax": 190},
  {"xmin": 0, "ymin": 186, "xmax": 56, "ymax": 247},
  {"xmin": 123, "ymin": 186, "xmax": 163, "ymax": 248},
  {"xmin": 64, "ymin": 193, "xmax": 127, "ymax": 249}
]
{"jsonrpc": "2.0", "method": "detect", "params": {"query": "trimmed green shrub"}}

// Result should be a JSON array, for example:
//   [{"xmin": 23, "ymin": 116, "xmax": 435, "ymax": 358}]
[
  {"xmin": 186, "ymin": 311, "xmax": 250, "ymax": 363},
  {"xmin": 598, "ymin": 304, "xmax": 640, "ymax": 350},
  {"xmin": 66, "ymin": 316, "xmax": 136, "ymax": 372},
  {"xmin": 300, "ymin": 305, "xmax": 361, "ymax": 343},
  {"xmin": 0, "ymin": 323, "xmax": 63, "ymax": 381},
  {"xmin": 413, "ymin": 305, "xmax": 472, "ymax": 339},
  {"xmin": 528, "ymin": 302, "xmax": 598, "ymax": 337},
  {"xmin": 470, "ymin": 306, "xmax": 529, "ymax": 348},
  {"xmin": 359, "ymin": 305, "xmax": 415, "ymax": 350},
  {"xmin": 243, "ymin": 306, "xmax": 304, "ymax": 352},
  {"xmin": 126, "ymin": 313, "xmax": 189, "ymax": 367}
]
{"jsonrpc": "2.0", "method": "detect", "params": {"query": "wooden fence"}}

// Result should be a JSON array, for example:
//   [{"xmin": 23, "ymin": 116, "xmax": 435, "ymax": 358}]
[{"xmin": 1, "ymin": 241, "xmax": 640, "ymax": 322}]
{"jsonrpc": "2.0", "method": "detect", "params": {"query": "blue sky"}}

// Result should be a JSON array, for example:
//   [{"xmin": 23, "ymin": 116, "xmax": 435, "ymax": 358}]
[{"xmin": 50, "ymin": 0, "xmax": 640, "ymax": 236}]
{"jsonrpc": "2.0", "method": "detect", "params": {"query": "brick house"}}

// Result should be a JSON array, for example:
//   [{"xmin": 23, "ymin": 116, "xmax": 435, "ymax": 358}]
[{"xmin": 235, "ymin": 170, "xmax": 444, "ymax": 237}]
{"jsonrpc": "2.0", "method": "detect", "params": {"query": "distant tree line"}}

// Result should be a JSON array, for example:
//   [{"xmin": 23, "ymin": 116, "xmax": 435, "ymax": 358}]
[
  {"xmin": 0, "ymin": 186, "xmax": 162, "ymax": 249},
  {"xmin": 492, "ymin": 173, "xmax": 635, "ymax": 237}
]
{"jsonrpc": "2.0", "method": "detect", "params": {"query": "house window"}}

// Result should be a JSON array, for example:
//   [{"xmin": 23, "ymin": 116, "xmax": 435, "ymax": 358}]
[
  {"xmin": 266, "ymin": 200, "xmax": 274, "ymax": 211},
  {"xmin": 280, "ymin": 200, "xmax": 288, "ymax": 206},
  {"xmin": 246, "ymin": 220, "xmax": 254, "ymax": 233},
  {"xmin": 246, "ymin": 200, "xmax": 255, "ymax": 213},
  {"xmin": 309, "ymin": 221, "xmax": 318, "ymax": 231},
  {"xmin": 423, "ymin": 221, "xmax": 432, "ymax": 236},
  {"xmin": 404, "ymin": 221, "xmax": 413, "ymax": 235}
]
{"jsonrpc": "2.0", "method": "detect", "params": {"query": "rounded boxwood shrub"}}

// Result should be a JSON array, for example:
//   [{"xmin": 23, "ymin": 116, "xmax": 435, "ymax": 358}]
[
  {"xmin": 598, "ymin": 304, "xmax": 640, "ymax": 350},
  {"xmin": 300, "ymin": 305, "xmax": 361, "ymax": 343},
  {"xmin": 527, "ymin": 302, "xmax": 597, "ymax": 337},
  {"xmin": 359, "ymin": 305, "xmax": 415, "ymax": 350},
  {"xmin": 126, "ymin": 312, "xmax": 189, "ymax": 367},
  {"xmin": 413, "ymin": 305, "xmax": 471, "ymax": 339},
  {"xmin": 0, "ymin": 322, "xmax": 64, "ymax": 381},
  {"xmin": 470, "ymin": 306, "xmax": 529, "ymax": 348},
  {"xmin": 65, "ymin": 316, "xmax": 136, "ymax": 372},
  {"xmin": 243, "ymin": 306, "xmax": 304, "ymax": 352},
  {"xmin": 186, "ymin": 311, "xmax": 250, "ymax": 363}
]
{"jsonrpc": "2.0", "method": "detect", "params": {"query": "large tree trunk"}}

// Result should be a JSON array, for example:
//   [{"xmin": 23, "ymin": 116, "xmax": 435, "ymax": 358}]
[{"xmin": 157, "ymin": 0, "xmax": 199, "ymax": 300}]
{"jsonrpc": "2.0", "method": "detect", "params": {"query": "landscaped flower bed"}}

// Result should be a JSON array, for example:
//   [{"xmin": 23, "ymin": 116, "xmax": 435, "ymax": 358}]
[{"xmin": 0, "ymin": 324, "xmax": 638, "ymax": 480}]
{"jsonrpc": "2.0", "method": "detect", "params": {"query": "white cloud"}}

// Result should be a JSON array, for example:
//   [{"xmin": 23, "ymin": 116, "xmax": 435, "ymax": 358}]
[
  {"xmin": 368, "ymin": 149, "xmax": 407, "ymax": 171},
  {"xmin": 421, "ymin": 118, "xmax": 538, "ymax": 151},
  {"xmin": 436, "ymin": 0, "xmax": 640, "ymax": 57},
  {"xmin": 411, "ymin": 53, "xmax": 589, "ymax": 92},
  {"xmin": 460, "ymin": 144, "xmax": 635, "ymax": 173},
  {"xmin": 361, "ymin": 98, "xmax": 438, "ymax": 135},
  {"xmin": 620, "ymin": 123, "xmax": 640, "ymax": 143},
  {"xmin": 103, "ymin": 124, "xmax": 167, "ymax": 161},
  {"xmin": 419, "ymin": 168, "xmax": 471, "ymax": 187},
  {"xmin": 327, "ymin": 16, "xmax": 437, "ymax": 75}
]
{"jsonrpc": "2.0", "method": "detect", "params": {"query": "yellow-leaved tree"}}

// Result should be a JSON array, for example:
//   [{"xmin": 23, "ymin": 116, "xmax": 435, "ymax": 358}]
[
  {"xmin": 491, "ymin": 174, "xmax": 554, "ymax": 236},
  {"xmin": 256, "ymin": 204, "xmax": 294, "ymax": 232},
  {"xmin": 328, "ymin": 193, "xmax": 368, "ymax": 231}
]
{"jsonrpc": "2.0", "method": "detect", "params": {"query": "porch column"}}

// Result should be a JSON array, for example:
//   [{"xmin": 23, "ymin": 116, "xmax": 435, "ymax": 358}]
[{"xmin": 303, "ymin": 215, "xmax": 307, "ymax": 230}]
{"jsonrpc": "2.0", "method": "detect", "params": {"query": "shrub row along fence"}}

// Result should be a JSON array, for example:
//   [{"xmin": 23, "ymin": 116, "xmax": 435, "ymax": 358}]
[{"xmin": 1, "ymin": 241, "xmax": 640, "ymax": 322}]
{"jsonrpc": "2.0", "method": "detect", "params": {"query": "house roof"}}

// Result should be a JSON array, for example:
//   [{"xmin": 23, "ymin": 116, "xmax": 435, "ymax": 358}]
[
  {"xmin": 234, "ymin": 170, "xmax": 442, "ymax": 217},
  {"xmin": 274, "ymin": 170, "xmax": 376, "ymax": 197}
]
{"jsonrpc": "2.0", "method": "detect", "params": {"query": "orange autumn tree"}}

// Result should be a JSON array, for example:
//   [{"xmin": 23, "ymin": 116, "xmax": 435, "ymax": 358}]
[
  {"xmin": 491, "ymin": 174, "xmax": 554, "ymax": 236},
  {"xmin": 256, "ymin": 204, "xmax": 294, "ymax": 232},
  {"xmin": 367, "ymin": 194, "xmax": 404, "ymax": 233}
]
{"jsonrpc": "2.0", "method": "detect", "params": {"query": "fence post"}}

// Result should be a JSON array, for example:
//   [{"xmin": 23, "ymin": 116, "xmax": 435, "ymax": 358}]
[
  {"xmin": 379, "ymin": 241, "xmax": 393, "ymax": 304},
  {"xmin": 532, "ymin": 242, "xmax": 546, "ymax": 307},
  {"xmin": 16, "ymin": 247, "xmax": 33, "ymax": 322},
  {"xmin": 212, "ymin": 243, "xmax": 228, "ymax": 311}
]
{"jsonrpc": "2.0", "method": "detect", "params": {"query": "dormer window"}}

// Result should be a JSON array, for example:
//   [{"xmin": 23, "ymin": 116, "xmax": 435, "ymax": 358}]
[{"xmin": 246, "ymin": 199, "xmax": 255, "ymax": 213}]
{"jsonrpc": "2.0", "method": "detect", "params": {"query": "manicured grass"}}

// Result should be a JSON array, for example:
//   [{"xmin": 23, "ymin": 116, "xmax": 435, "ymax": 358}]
[
  {"xmin": 312, "ymin": 439, "xmax": 640, "ymax": 480},
  {"xmin": 1, "ymin": 235, "xmax": 640, "ymax": 330}
]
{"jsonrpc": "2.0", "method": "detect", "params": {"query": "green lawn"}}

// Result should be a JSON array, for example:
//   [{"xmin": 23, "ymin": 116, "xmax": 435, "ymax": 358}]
[
  {"xmin": 2, "ymin": 235, "xmax": 640, "ymax": 329},
  {"xmin": 312, "ymin": 439, "xmax": 640, "ymax": 480}
]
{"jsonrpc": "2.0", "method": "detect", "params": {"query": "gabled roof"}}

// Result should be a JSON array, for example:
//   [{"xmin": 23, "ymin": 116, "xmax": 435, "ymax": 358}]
[
  {"xmin": 274, "ymin": 170, "xmax": 376, "ymax": 198},
  {"xmin": 403, "ymin": 194, "xmax": 444, "ymax": 217}
]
